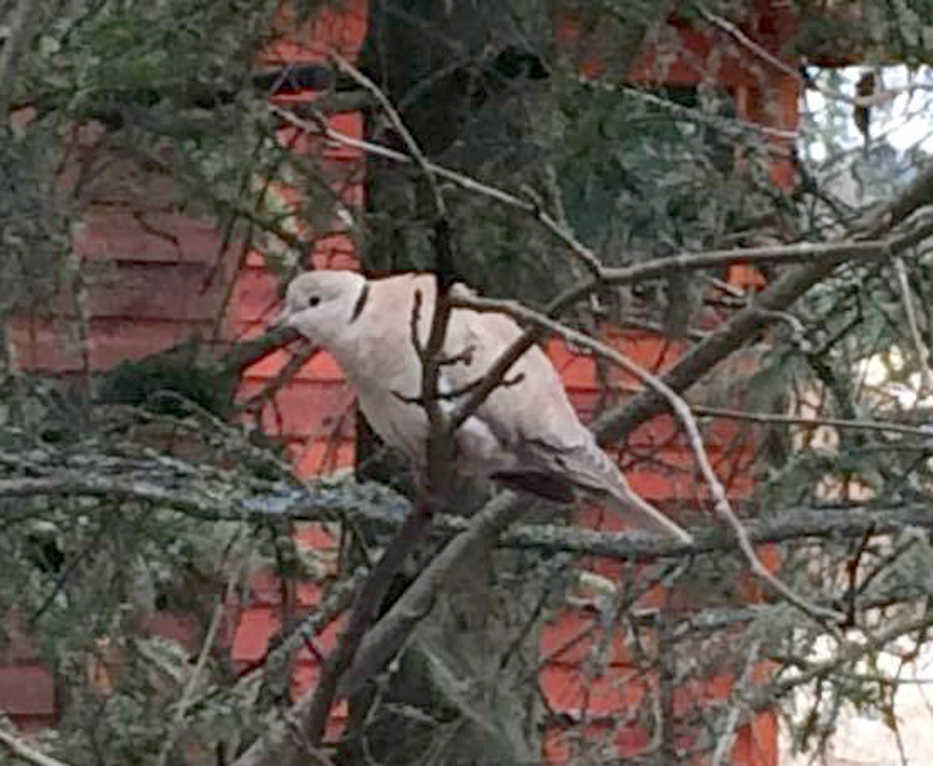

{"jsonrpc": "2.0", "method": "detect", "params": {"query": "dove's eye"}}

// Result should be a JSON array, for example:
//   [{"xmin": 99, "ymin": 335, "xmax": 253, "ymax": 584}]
[{"xmin": 308, "ymin": 295, "xmax": 321, "ymax": 307}]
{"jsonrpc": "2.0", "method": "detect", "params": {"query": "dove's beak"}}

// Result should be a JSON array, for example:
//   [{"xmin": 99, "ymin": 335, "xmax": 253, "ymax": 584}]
[{"xmin": 270, "ymin": 304, "xmax": 293, "ymax": 330}]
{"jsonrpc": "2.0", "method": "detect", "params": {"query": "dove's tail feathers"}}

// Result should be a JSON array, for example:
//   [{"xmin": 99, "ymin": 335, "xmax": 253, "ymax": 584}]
[
  {"xmin": 603, "ymin": 476, "xmax": 694, "ymax": 544},
  {"xmin": 528, "ymin": 438, "xmax": 694, "ymax": 544}
]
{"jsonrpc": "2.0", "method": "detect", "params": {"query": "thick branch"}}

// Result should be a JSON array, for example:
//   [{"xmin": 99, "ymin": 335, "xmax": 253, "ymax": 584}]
[
  {"xmin": 504, "ymin": 504, "xmax": 933, "ymax": 561},
  {"xmin": 335, "ymin": 491, "xmax": 523, "ymax": 698},
  {"xmin": 230, "ymin": 499, "xmax": 435, "ymax": 766},
  {"xmin": 3, "ymin": 461, "xmax": 933, "ymax": 560},
  {"xmin": 296, "ymin": 499, "xmax": 435, "ymax": 749},
  {"xmin": 0, "ymin": 727, "xmax": 70, "ymax": 766}
]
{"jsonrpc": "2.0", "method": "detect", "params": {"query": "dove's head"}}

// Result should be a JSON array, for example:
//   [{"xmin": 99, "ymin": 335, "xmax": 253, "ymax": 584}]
[{"xmin": 273, "ymin": 270, "xmax": 368, "ymax": 346}]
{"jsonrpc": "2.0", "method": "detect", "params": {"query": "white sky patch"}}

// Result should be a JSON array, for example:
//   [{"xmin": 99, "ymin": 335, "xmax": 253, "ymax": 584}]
[
  {"xmin": 801, "ymin": 65, "xmax": 933, "ymax": 162},
  {"xmin": 882, "ymin": 66, "xmax": 933, "ymax": 152},
  {"xmin": 857, "ymin": 349, "xmax": 933, "ymax": 408}
]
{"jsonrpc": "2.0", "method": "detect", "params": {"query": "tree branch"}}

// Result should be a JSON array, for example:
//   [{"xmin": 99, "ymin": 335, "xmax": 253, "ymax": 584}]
[
  {"xmin": 3, "ymin": 448, "xmax": 933, "ymax": 560},
  {"xmin": 593, "ymin": 215, "xmax": 933, "ymax": 446},
  {"xmin": 691, "ymin": 404, "xmax": 933, "ymax": 439},
  {"xmin": 892, "ymin": 255, "xmax": 933, "ymax": 394},
  {"xmin": 598, "ymin": 230, "xmax": 933, "ymax": 288},
  {"xmin": 335, "ymin": 491, "xmax": 524, "ymax": 699},
  {"xmin": 247, "ymin": 62, "xmax": 461, "ymax": 755},
  {"xmin": 499, "ymin": 504, "xmax": 933, "ymax": 561},
  {"xmin": 233, "ymin": 497, "xmax": 436, "ymax": 765},
  {"xmin": 0, "ymin": 727, "xmax": 70, "ymax": 766}
]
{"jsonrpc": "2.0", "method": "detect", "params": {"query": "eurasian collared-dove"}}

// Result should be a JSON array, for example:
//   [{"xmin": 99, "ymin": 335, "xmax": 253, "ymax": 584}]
[{"xmin": 274, "ymin": 270, "xmax": 691, "ymax": 542}]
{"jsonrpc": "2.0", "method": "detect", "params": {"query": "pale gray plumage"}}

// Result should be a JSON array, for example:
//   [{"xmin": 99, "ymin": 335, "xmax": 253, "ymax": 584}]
[{"xmin": 274, "ymin": 270, "xmax": 691, "ymax": 543}]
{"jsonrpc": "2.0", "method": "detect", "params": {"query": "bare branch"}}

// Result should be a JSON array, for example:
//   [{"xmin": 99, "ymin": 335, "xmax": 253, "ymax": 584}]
[
  {"xmin": 233, "ymin": 497, "xmax": 436, "ymax": 765},
  {"xmin": 330, "ymin": 53, "xmax": 446, "ymax": 219},
  {"xmin": 598, "ymin": 229, "xmax": 933, "ymax": 288},
  {"xmin": 0, "ymin": 727, "xmax": 70, "ymax": 766},
  {"xmin": 692, "ymin": 404, "xmax": 933, "ymax": 439},
  {"xmin": 158, "ymin": 561, "xmax": 244, "ymax": 766},
  {"xmin": 892, "ymin": 255, "xmax": 933, "ymax": 394},
  {"xmin": 710, "ymin": 638, "xmax": 762, "ymax": 766}
]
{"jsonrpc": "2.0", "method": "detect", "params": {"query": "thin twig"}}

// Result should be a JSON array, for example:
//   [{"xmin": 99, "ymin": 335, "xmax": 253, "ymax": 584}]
[
  {"xmin": 691, "ymin": 404, "xmax": 933, "ymax": 439},
  {"xmin": 235, "ymin": 568, "xmax": 367, "ymax": 687},
  {"xmin": 520, "ymin": 183, "xmax": 604, "ymax": 277},
  {"xmin": 698, "ymin": 4, "xmax": 932, "ymax": 111},
  {"xmin": 620, "ymin": 85, "xmax": 798, "ymax": 141},
  {"xmin": 892, "ymin": 255, "xmax": 933, "ymax": 394},
  {"xmin": 236, "ymin": 342, "xmax": 319, "ymax": 416},
  {"xmin": 271, "ymin": 102, "xmax": 512, "ymax": 202},
  {"xmin": 697, "ymin": 5, "xmax": 801, "ymax": 81},
  {"xmin": 299, "ymin": 78, "xmax": 453, "ymax": 737},
  {"xmin": 709, "ymin": 638, "xmax": 762, "ymax": 766},
  {"xmin": 158, "ymin": 546, "xmax": 244, "ymax": 766},
  {"xmin": 330, "ymin": 53, "xmax": 446, "ymax": 218},
  {"xmin": 441, "ymin": 277, "xmax": 601, "ymax": 435},
  {"xmin": 330, "ymin": 53, "xmax": 458, "ymax": 470},
  {"xmin": 213, "ymin": 571, "xmax": 364, "ymax": 763}
]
